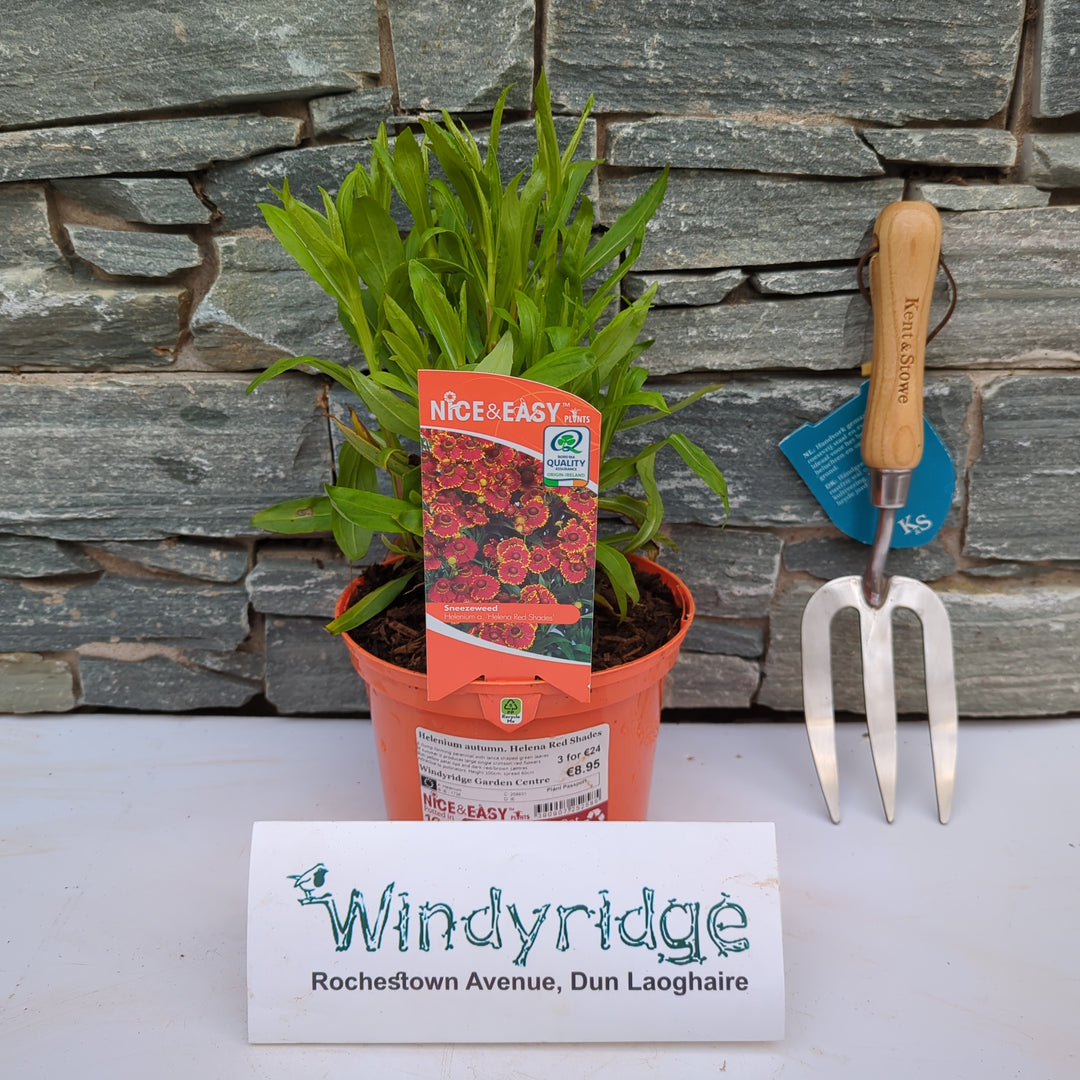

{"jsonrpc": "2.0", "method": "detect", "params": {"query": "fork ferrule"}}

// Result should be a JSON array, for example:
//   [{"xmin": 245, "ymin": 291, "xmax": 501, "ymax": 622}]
[{"xmin": 869, "ymin": 467, "xmax": 912, "ymax": 510}]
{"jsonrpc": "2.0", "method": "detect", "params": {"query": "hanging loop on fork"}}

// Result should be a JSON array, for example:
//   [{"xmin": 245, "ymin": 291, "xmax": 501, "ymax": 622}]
[{"xmin": 857, "ymin": 245, "xmax": 957, "ymax": 344}]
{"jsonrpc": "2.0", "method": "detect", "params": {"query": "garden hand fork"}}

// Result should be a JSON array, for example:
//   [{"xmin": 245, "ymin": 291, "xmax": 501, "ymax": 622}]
[{"xmin": 801, "ymin": 200, "xmax": 958, "ymax": 824}]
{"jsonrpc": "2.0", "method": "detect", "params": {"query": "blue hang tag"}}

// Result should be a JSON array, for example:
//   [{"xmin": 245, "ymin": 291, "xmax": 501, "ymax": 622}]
[{"xmin": 779, "ymin": 381, "xmax": 954, "ymax": 548}]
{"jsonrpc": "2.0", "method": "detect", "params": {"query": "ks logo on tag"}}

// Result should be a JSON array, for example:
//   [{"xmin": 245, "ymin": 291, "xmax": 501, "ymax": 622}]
[{"xmin": 780, "ymin": 381, "xmax": 955, "ymax": 548}]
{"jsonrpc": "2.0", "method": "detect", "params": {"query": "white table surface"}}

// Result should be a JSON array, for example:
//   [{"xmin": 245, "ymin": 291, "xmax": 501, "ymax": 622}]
[{"xmin": 2, "ymin": 714, "xmax": 1078, "ymax": 1079}]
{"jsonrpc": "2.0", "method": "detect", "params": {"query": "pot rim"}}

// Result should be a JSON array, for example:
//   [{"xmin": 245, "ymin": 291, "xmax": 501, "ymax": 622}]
[{"xmin": 334, "ymin": 553, "xmax": 695, "ymax": 696}]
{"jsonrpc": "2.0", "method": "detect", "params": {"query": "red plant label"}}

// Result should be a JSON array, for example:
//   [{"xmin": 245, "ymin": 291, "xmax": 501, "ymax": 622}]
[{"xmin": 418, "ymin": 370, "xmax": 600, "ymax": 702}]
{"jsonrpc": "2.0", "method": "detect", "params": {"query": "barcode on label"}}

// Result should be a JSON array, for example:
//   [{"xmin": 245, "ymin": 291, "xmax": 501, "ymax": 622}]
[{"xmin": 533, "ymin": 788, "xmax": 603, "ymax": 818}]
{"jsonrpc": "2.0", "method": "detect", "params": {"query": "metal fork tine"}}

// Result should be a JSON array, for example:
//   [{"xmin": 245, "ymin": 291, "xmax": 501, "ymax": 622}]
[
  {"xmin": 859, "ymin": 603, "xmax": 898, "ymax": 823},
  {"xmin": 900, "ymin": 580, "xmax": 959, "ymax": 824},
  {"xmin": 801, "ymin": 581, "xmax": 847, "ymax": 823}
]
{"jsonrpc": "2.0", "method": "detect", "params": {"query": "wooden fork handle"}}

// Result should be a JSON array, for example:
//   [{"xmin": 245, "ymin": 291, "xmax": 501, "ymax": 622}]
[{"xmin": 860, "ymin": 200, "xmax": 942, "ymax": 473}]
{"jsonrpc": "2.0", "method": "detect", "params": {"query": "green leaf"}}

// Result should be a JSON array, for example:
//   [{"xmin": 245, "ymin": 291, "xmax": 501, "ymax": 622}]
[
  {"xmin": 473, "ymin": 330, "xmax": 515, "ymax": 374},
  {"xmin": 332, "ymin": 443, "xmax": 376, "ymax": 560},
  {"xmin": 591, "ymin": 289, "xmax": 655, "ymax": 386},
  {"xmin": 246, "ymin": 354, "xmax": 360, "ymax": 396},
  {"xmin": 667, "ymin": 432, "xmax": 730, "ymax": 512},
  {"xmin": 598, "ymin": 493, "xmax": 649, "ymax": 526},
  {"xmin": 251, "ymin": 496, "xmax": 332, "ymax": 534},
  {"xmin": 623, "ymin": 452, "xmax": 664, "ymax": 553},
  {"xmin": 369, "ymin": 369, "xmax": 420, "ymax": 402},
  {"xmin": 598, "ymin": 439, "xmax": 667, "ymax": 490},
  {"xmin": 616, "ymin": 383, "xmax": 722, "ymax": 431},
  {"xmin": 391, "ymin": 127, "xmax": 434, "ymax": 233},
  {"xmin": 325, "ymin": 485, "xmax": 424, "ymax": 536},
  {"xmin": 349, "ymin": 370, "xmax": 422, "ymax": 441},
  {"xmin": 382, "ymin": 293, "xmax": 430, "ymax": 376},
  {"xmin": 523, "ymin": 346, "xmax": 596, "ymax": 388},
  {"xmin": 333, "ymin": 421, "xmax": 412, "ymax": 476},
  {"xmin": 326, "ymin": 567, "xmax": 419, "ymax": 635},
  {"xmin": 594, "ymin": 541, "xmax": 640, "ymax": 617},
  {"xmin": 581, "ymin": 166, "xmax": 669, "ymax": 279},
  {"xmin": 348, "ymin": 196, "xmax": 406, "ymax": 297},
  {"xmin": 409, "ymin": 260, "xmax": 466, "ymax": 368}
]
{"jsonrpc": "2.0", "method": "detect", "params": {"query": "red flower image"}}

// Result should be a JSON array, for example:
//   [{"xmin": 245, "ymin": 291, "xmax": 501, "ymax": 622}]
[
  {"xmin": 514, "ymin": 497, "xmax": 549, "ymax": 535},
  {"xmin": 496, "ymin": 559, "xmax": 529, "ymax": 586},
  {"xmin": 496, "ymin": 537, "xmax": 529, "ymax": 564},
  {"xmin": 421, "ymin": 429, "xmax": 597, "ymax": 658},
  {"xmin": 559, "ymin": 556, "xmax": 590, "ymax": 585},
  {"xmin": 442, "ymin": 535, "xmax": 479, "ymax": 565},
  {"xmin": 429, "ymin": 577, "xmax": 456, "ymax": 602},
  {"xmin": 556, "ymin": 519, "xmax": 590, "ymax": 553},
  {"xmin": 503, "ymin": 623, "xmax": 538, "ymax": 649},
  {"xmin": 526, "ymin": 545, "xmax": 554, "ymax": 574},
  {"xmin": 520, "ymin": 584, "xmax": 557, "ymax": 604},
  {"xmin": 468, "ymin": 574, "xmax": 500, "ymax": 601}
]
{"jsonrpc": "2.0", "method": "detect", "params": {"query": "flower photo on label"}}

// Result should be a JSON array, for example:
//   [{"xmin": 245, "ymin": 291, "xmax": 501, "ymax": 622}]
[{"xmin": 421, "ymin": 429, "xmax": 598, "ymax": 664}]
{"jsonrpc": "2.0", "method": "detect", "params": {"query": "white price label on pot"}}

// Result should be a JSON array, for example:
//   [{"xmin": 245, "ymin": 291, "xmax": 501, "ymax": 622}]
[{"xmin": 416, "ymin": 724, "xmax": 609, "ymax": 822}]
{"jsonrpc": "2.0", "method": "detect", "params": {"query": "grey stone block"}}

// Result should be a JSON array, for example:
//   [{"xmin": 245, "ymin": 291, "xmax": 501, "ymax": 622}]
[
  {"xmin": 658, "ymin": 526, "xmax": 781, "ymax": 619},
  {"xmin": 1, "ymin": 186, "xmax": 186, "ymax": 369},
  {"xmin": 933, "ymin": 294, "xmax": 1080, "ymax": 366},
  {"xmin": 0, "ymin": 373, "xmax": 331, "ymax": 540},
  {"xmin": 0, "ymin": 654, "xmax": 76, "ymax": 714},
  {"xmin": 966, "ymin": 374, "xmax": 1080, "ymax": 560},
  {"xmin": 599, "ymin": 173, "xmax": 904, "ymax": 272},
  {"xmin": 0, "ymin": 115, "xmax": 304, "ymax": 184},
  {"xmin": 605, "ymin": 119, "xmax": 884, "ymax": 177},
  {"xmin": 190, "ymin": 234, "xmax": 360, "ymax": 369},
  {"xmin": 783, "ymin": 536, "xmax": 958, "ymax": 582},
  {"xmin": 0, "ymin": 536, "xmax": 98, "ymax": 578},
  {"xmin": 643, "ymin": 241, "xmax": 1080, "ymax": 373},
  {"xmin": 52, "ymin": 178, "xmax": 211, "ymax": 225},
  {"xmin": 310, "ymin": 87, "xmax": 396, "ymax": 138},
  {"xmin": 939, "ymin": 206, "xmax": 1080, "ymax": 298},
  {"xmin": 248, "ymin": 545, "xmax": 354, "ymax": 617},
  {"xmin": 65, "ymin": 226, "xmax": 203, "ymax": 278},
  {"xmin": 0, "ymin": 185, "xmax": 66, "ymax": 270},
  {"xmin": 389, "ymin": 0, "xmax": 533, "ymax": 112},
  {"xmin": 1021, "ymin": 133, "xmax": 1080, "ymax": 188},
  {"xmin": 1034, "ymin": 0, "xmax": 1080, "ymax": 116},
  {"xmin": 79, "ymin": 653, "xmax": 262, "ymax": 712},
  {"xmin": 265, "ymin": 616, "xmax": 369, "ymax": 715},
  {"xmin": 625, "ymin": 269, "xmax": 745, "ymax": 307},
  {"xmin": 861, "ymin": 128, "xmax": 1018, "ymax": 167},
  {"xmin": 0, "ymin": 274, "xmax": 184, "ymax": 369},
  {"xmin": 613, "ymin": 375, "xmax": 973, "ymax": 528},
  {"xmin": 642, "ymin": 294, "xmax": 870, "ymax": 375},
  {"xmin": 683, "ymin": 620, "xmax": 765, "ymax": 659},
  {"xmin": 910, "ymin": 182, "xmax": 1051, "ymax": 211},
  {"xmin": 758, "ymin": 579, "xmax": 1080, "ymax": 718},
  {"xmin": 0, "ymin": 2, "xmax": 379, "ymax": 128},
  {"xmin": 751, "ymin": 267, "xmax": 860, "ymax": 296},
  {"xmin": 663, "ymin": 651, "xmax": 760, "ymax": 711},
  {"xmin": 92, "ymin": 539, "xmax": 249, "ymax": 583},
  {"xmin": 546, "ymin": 0, "xmax": 1023, "ymax": 123},
  {"xmin": 0, "ymin": 574, "xmax": 249, "ymax": 652}
]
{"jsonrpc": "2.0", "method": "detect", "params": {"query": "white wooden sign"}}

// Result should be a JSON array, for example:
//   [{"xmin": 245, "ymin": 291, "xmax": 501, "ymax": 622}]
[{"xmin": 247, "ymin": 821, "xmax": 785, "ymax": 1044}]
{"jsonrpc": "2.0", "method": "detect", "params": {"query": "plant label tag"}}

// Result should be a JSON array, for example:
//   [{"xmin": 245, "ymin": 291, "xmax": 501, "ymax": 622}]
[
  {"xmin": 247, "ymin": 820, "xmax": 785, "ymax": 1044},
  {"xmin": 779, "ymin": 381, "xmax": 954, "ymax": 547},
  {"xmin": 418, "ymin": 370, "xmax": 601, "ymax": 703}
]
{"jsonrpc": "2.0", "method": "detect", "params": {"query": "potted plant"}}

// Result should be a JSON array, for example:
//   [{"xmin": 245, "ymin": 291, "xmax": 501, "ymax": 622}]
[{"xmin": 247, "ymin": 72, "xmax": 728, "ymax": 820}]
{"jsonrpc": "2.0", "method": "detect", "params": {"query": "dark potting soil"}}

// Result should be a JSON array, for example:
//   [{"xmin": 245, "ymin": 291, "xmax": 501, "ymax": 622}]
[{"xmin": 346, "ymin": 560, "xmax": 683, "ymax": 674}]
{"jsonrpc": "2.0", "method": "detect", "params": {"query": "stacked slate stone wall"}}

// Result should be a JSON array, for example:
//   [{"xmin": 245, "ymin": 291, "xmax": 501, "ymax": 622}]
[{"xmin": 2, "ymin": 1, "xmax": 1079, "ymax": 717}]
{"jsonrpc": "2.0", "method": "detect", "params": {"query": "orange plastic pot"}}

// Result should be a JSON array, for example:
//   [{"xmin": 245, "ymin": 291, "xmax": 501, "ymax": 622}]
[{"xmin": 335, "ymin": 555, "xmax": 694, "ymax": 821}]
